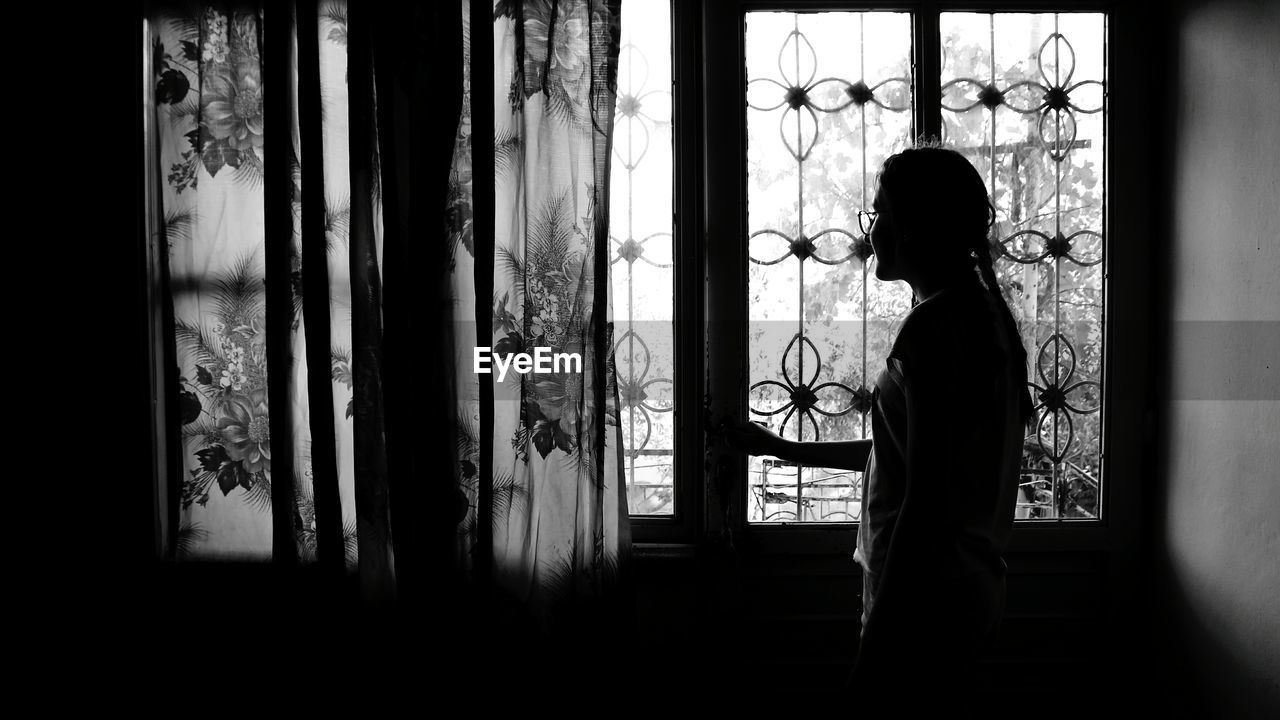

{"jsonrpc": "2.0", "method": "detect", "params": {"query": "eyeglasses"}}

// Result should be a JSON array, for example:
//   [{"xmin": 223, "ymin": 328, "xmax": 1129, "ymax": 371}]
[{"xmin": 857, "ymin": 209, "xmax": 878, "ymax": 236}]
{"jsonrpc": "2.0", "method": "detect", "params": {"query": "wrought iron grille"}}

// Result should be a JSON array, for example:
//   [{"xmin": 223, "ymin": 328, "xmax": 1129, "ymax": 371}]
[
  {"xmin": 613, "ymin": 0, "xmax": 676, "ymax": 515},
  {"xmin": 941, "ymin": 12, "xmax": 1106, "ymax": 519},
  {"xmin": 745, "ymin": 12, "xmax": 915, "ymax": 523},
  {"xmin": 618, "ymin": 7, "xmax": 1108, "ymax": 524}
]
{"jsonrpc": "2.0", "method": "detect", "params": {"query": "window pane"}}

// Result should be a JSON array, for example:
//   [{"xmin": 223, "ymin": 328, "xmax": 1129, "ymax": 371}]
[
  {"xmin": 745, "ymin": 11, "xmax": 914, "ymax": 524},
  {"xmin": 941, "ymin": 12, "xmax": 1106, "ymax": 519},
  {"xmin": 614, "ymin": 0, "xmax": 676, "ymax": 515}
]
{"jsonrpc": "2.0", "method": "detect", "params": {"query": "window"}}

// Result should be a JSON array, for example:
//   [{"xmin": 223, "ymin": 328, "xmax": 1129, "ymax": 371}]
[
  {"xmin": 616, "ymin": 0, "xmax": 705, "ymax": 542},
  {"xmin": 613, "ymin": 0, "xmax": 677, "ymax": 517},
  {"xmin": 625, "ymin": 1, "xmax": 1110, "ymax": 543},
  {"xmin": 744, "ymin": 11, "xmax": 915, "ymax": 523},
  {"xmin": 939, "ymin": 12, "xmax": 1105, "ymax": 520}
]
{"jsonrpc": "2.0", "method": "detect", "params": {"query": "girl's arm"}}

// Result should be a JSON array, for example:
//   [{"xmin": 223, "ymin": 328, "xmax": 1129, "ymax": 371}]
[
  {"xmin": 725, "ymin": 421, "xmax": 872, "ymax": 472},
  {"xmin": 782, "ymin": 438, "xmax": 872, "ymax": 472}
]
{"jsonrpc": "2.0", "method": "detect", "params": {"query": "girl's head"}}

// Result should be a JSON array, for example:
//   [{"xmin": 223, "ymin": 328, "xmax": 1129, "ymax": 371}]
[
  {"xmin": 869, "ymin": 145, "xmax": 995, "ymax": 284},
  {"xmin": 869, "ymin": 144, "xmax": 1036, "ymax": 424}
]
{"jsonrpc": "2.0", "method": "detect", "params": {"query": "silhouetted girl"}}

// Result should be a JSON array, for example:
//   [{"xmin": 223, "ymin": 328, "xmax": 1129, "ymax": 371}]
[{"xmin": 727, "ymin": 145, "xmax": 1035, "ymax": 709}]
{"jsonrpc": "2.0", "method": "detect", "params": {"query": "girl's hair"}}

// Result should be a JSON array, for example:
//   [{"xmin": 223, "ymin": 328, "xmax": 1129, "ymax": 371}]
[{"xmin": 878, "ymin": 144, "xmax": 1036, "ymax": 426}]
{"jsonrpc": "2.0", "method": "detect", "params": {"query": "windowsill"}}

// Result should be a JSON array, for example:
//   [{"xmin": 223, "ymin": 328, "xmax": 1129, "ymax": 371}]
[
  {"xmin": 633, "ymin": 542, "xmax": 698, "ymax": 561},
  {"xmin": 632, "ymin": 520, "xmax": 1109, "ymax": 560}
]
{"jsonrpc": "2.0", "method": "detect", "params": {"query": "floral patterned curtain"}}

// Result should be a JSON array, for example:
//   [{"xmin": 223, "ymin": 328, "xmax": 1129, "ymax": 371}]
[
  {"xmin": 147, "ymin": 1, "xmax": 415, "ymax": 597},
  {"xmin": 452, "ymin": 0, "xmax": 631, "ymax": 617},
  {"xmin": 146, "ymin": 0, "xmax": 629, "ymax": 614},
  {"xmin": 151, "ymin": 2, "xmax": 341, "ymax": 562}
]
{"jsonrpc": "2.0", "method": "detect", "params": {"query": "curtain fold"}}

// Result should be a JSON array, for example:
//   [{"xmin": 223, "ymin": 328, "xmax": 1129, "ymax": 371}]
[
  {"xmin": 147, "ymin": 0, "xmax": 629, "ymax": 621},
  {"xmin": 343, "ymin": 0, "xmax": 395, "ymax": 601},
  {"xmin": 371, "ymin": 1, "xmax": 468, "ymax": 607}
]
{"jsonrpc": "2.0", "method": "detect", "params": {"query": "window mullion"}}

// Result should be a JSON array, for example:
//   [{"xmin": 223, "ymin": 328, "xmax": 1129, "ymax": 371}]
[
  {"xmin": 701, "ymin": 0, "xmax": 750, "ymax": 539},
  {"xmin": 914, "ymin": 3, "xmax": 943, "ymax": 141}
]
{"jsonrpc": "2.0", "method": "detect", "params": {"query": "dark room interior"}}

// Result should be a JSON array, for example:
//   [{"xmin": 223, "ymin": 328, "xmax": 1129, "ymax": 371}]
[{"xmin": 61, "ymin": 0, "xmax": 1278, "ymax": 712}]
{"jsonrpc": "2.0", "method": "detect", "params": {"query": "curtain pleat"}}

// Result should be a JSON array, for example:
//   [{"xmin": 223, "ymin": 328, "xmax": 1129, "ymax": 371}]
[
  {"xmin": 263, "ymin": 0, "xmax": 298, "ymax": 565},
  {"xmin": 344, "ymin": 1, "xmax": 394, "ymax": 602},
  {"xmin": 472, "ymin": 0, "xmax": 497, "ymax": 590},
  {"xmin": 295, "ymin": 0, "xmax": 345, "ymax": 575},
  {"xmin": 370, "ymin": 1, "xmax": 466, "ymax": 606}
]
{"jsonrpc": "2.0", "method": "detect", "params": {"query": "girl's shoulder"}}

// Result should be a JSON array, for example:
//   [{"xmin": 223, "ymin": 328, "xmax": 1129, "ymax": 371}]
[{"xmin": 891, "ymin": 286, "xmax": 1002, "ymax": 367}]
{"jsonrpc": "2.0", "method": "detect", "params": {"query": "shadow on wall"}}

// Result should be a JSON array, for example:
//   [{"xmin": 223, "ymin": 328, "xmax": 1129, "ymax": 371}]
[
  {"xmin": 1155, "ymin": 0, "xmax": 1280, "ymax": 716},
  {"xmin": 1157, "ymin": 553, "xmax": 1280, "ymax": 717}
]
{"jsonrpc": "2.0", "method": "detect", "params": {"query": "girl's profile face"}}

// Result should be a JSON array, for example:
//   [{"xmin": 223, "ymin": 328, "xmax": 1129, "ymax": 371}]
[{"xmin": 869, "ymin": 186, "xmax": 901, "ymax": 282}]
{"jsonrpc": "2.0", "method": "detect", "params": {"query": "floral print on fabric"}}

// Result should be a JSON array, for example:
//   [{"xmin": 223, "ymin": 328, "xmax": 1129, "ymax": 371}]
[
  {"xmin": 175, "ymin": 263, "xmax": 273, "ymax": 512},
  {"xmin": 153, "ymin": 5, "xmax": 274, "ymax": 557},
  {"xmin": 154, "ymin": 6, "xmax": 266, "ymax": 195},
  {"xmin": 452, "ymin": 0, "xmax": 630, "ymax": 617},
  {"xmin": 151, "ymin": 2, "xmax": 369, "ymax": 563}
]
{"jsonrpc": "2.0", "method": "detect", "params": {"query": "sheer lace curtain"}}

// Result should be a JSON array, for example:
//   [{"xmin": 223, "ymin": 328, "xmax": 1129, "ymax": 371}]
[{"xmin": 144, "ymin": 0, "xmax": 630, "ymax": 616}]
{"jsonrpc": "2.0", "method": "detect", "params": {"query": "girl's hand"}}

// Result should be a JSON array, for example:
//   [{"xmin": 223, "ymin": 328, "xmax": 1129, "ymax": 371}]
[{"xmin": 724, "ymin": 420, "xmax": 786, "ymax": 456}]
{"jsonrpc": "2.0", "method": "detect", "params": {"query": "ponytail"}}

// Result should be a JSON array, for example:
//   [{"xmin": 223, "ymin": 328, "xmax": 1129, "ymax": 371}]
[{"xmin": 973, "ymin": 248, "xmax": 1036, "ymax": 428}]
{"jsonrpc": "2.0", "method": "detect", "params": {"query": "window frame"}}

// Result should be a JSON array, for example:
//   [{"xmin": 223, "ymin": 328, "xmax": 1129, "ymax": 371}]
[
  {"xmin": 635, "ymin": 0, "xmax": 1154, "ymax": 557},
  {"xmin": 628, "ymin": 0, "xmax": 706, "ymax": 543}
]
